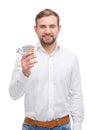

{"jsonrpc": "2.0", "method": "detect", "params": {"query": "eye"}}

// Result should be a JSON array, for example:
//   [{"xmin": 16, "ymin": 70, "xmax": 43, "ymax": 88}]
[
  {"xmin": 50, "ymin": 25, "xmax": 56, "ymax": 28},
  {"xmin": 39, "ymin": 25, "xmax": 46, "ymax": 28}
]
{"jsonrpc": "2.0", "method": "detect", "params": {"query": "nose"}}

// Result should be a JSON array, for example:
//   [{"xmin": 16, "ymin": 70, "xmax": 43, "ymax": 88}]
[{"xmin": 45, "ymin": 27, "xmax": 50, "ymax": 34}]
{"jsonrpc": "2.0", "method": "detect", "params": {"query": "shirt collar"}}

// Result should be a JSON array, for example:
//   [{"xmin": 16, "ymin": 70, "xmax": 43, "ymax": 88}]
[{"xmin": 35, "ymin": 41, "xmax": 60, "ymax": 53}]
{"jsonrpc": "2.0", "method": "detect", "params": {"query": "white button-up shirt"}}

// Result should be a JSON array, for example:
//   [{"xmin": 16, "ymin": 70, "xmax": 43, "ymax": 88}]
[{"xmin": 9, "ymin": 42, "xmax": 84, "ymax": 130}]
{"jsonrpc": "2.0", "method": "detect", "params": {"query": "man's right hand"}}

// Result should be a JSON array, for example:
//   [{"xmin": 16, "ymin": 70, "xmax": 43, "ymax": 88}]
[{"xmin": 21, "ymin": 53, "xmax": 37, "ymax": 77}]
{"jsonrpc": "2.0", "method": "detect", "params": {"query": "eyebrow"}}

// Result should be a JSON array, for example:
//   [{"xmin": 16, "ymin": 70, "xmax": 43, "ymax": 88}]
[{"xmin": 39, "ymin": 24, "xmax": 56, "ymax": 27}]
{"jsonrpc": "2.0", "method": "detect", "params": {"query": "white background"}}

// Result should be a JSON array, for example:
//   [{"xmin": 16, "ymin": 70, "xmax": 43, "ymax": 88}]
[{"xmin": 0, "ymin": 0, "xmax": 87, "ymax": 129}]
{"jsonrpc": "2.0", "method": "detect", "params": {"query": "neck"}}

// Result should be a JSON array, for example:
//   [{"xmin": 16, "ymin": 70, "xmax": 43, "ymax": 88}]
[{"xmin": 41, "ymin": 42, "xmax": 57, "ymax": 54}]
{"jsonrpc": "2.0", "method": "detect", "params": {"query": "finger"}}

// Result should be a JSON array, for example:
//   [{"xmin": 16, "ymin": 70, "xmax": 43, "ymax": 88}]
[
  {"xmin": 23, "ymin": 63, "xmax": 35, "ymax": 70},
  {"xmin": 22, "ymin": 56, "xmax": 36, "ymax": 63},
  {"xmin": 22, "ymin": 53, "xmax": 36, "ymax": 60},
  {"xmin": 22, "ymin": 53, "xmax": 32, "ymax": 59},
  {"xmin": 22, "ymin": 60, "xmax": 37, "ymax": 69},
  {"xmin": 26, "ymin": 60, "xmax": 37, "ymax": 67}
]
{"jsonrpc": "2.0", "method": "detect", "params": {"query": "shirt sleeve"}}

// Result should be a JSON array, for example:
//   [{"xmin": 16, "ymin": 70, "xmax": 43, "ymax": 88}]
[
  {"xmin": 9, "ymin": 55, "xmax": 29, "ymax": 100},
  {"xmin": 69, "ymin": 55, "xmax": 84, "ymax": 130}
]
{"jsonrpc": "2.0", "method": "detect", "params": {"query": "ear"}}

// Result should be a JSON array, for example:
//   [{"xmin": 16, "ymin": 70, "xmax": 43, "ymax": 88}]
[
  {"xmin": 58, "ymin": 25, "xmax": 61, "ymax": 33},
  {"xmin": 34, "ymin": 26, "xmax": 37, "ymax": 33}
]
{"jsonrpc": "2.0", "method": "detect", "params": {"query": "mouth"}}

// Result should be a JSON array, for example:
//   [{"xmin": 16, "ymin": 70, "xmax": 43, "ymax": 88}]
[{"xmin": 43, "ymin": 34, "xmax": 53, "ymax": 40}]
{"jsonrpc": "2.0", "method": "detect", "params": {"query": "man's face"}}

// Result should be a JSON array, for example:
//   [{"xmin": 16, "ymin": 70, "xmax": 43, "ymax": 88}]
[{"xmin": 34, "ymin": 15, "xmax": 61, "ymax": 46}]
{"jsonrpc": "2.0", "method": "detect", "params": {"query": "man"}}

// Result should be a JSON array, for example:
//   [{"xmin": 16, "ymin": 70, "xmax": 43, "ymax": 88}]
[{"xmin": 9, "ymin": 9, "xmax": 84, "ymax": 130}]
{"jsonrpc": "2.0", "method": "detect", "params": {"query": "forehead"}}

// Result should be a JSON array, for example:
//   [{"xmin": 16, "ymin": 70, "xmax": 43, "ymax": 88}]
[{"xmin": 37, "ymin": 15, "xmax": 57, "ymax": 25}]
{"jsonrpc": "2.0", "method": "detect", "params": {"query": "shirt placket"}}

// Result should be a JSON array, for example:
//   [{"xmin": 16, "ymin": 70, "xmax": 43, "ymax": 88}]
[{"xmin": 48, "ymin": 55, "xmax": 54, "ymax": 120}]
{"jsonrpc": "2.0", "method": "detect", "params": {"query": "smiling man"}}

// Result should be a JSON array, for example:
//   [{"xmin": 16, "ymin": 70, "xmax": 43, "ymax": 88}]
[{"xmin": 9, "ymin": 9, "xmax": 84, "ymax": 130}]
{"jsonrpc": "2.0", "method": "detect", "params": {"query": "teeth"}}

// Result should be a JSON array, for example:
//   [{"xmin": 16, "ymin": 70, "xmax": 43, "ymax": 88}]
[
  {"xmin": 26, "ymin": 45, "xmax": 35, "ymax": 54},
  {"xmin": 16, "ymin": 45, "xmax": 35, "ymax": 55},
  {"xmin": 45, "ymin": 36, "xmax": 50, "ymax": 38},
  {"xmin": 22, "ymin": 45, "xmax": 35, "ymax": 54}
]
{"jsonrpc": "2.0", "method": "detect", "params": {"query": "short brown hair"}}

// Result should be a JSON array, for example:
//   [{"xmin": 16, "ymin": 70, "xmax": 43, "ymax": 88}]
[{"xmin": 35, "ymin": 8, "xmax": 60, "ymax": 26}]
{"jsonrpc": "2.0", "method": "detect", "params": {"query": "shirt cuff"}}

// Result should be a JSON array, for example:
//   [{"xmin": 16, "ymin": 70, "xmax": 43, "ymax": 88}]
[
  {"xmin": 19, "ymin": 71, "xmax": 29, "ymax": 84},
  {"xmin": 72, "ymin": 121, "xmax": 82, "ymax": 130}
]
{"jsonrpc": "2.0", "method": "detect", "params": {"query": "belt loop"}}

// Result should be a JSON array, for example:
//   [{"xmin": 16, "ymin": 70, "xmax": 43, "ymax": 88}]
[
  {"xmin": 34, "ymin": 120, "xmax": 38, "ymax": 127},
  {"xmin": 46, "ymin": 120, "xmax": 49, "ymax": 128},
  {"xmin": 56, "ymin": 118, "xmax": 59, "ymax": 126},
  {"xmin": 57, "ymin": 118, "xmax": 60, "ymax": 126}
]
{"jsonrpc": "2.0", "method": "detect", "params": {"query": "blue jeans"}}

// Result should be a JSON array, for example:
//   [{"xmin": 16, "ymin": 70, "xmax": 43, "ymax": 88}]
[{"xmin": 22, "ymin": 122, "xmax": 71, "ymax": 130}]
